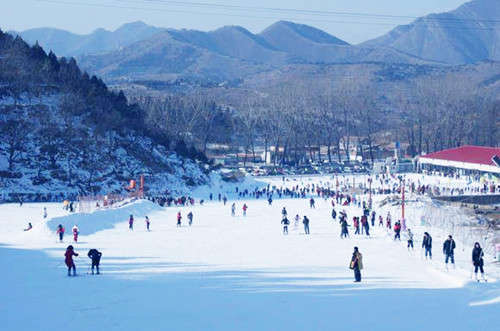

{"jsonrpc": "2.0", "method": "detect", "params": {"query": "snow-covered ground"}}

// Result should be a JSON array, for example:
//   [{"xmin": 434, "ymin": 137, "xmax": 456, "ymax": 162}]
[{"xmin": 1, "ymin": 174, "xmax": 499, "ymax": 331}]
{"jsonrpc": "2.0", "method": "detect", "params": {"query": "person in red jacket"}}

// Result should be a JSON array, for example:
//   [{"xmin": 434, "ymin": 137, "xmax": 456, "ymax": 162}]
[
  {"xmin": 177, "ymin": 212, "xmax": 182, "ymax": 227},
  {"xmin": 56, "ymin": 224, "xmax": 65, "ymax": 242},
  {"xmin": 242, "ymin": 203, "xmax": 248, "ymax": 216},
  {"xmin": 394, "ymin": 221, "xmax": 402, "ymax": 241},
  {"xmin": 353, "ymin": 217, "xmax": 360, "ymax": 235},
  {"xmin": 65, "ymin": 245, "xmax": 79, "ymax": 276}
]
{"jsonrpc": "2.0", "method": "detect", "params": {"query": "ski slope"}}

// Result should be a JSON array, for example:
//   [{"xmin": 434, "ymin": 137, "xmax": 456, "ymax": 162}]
[{"xmin": 1, "ymin": 174, "xmax": 499, "ymax": 331}]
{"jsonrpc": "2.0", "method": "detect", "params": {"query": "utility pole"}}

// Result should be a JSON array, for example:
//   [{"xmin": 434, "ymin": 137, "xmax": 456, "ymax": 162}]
[
  {"xmin": 368, "ymin": 177, "xmax": 373, "ymax": 210},
  {"xmin": 401, "ymin": 178, "xmax": 406, "ymax": 231}
]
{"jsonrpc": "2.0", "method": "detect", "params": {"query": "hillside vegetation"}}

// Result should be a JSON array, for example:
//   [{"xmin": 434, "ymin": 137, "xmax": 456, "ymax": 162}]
[{"xmin": 0, "ymin": 30, "xmax": 208, "ymax": 198}]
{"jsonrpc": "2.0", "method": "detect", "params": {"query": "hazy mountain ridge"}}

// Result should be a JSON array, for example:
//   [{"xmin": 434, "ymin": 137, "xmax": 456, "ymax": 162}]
[
  {"xmin": 362, "ymin": 0, "xmax": 500, "ymax": 64},
  {"xmin": 12, "ymin": 0, "xmax": 500, "ymax": 84},
  {"xmin": 13, "ymin": 21, "xmax": 165, "ymax": 56}
]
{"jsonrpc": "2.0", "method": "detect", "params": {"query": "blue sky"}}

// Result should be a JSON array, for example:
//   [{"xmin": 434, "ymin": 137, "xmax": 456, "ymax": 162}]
[{"xmin": 4, "ymin": 0, "xmax": 468, "ymax": 43}]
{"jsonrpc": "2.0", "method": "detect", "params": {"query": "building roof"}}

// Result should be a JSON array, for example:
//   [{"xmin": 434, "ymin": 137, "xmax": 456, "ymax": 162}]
[{"xmin": 420, "ymin": 145, "xmax": 500, "ymax": 167}]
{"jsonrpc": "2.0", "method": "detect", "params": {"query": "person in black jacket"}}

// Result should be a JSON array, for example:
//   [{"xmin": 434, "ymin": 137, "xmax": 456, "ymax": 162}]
[
  {"xmin": 350, "ymin": 247, "xmax": 363, "ymax": 282},
  {"xmin": 422, "ymin": 232, "xmax": 432, "ymax": 259},
  {"xmin": 281, "ymin": 217, "xmax": 290, "ymax": 235},
  {"xmin": 303, "ymin": 216, "xmax": 310, "ymax": 234},
  {"xmin": 472, "ymin": 242, "xmax": 485, "ymax": 281},
  {"xmin": 88, "ymin": 249, "xmax": 102, "ymax": 275},
  {"xmin": 340, "ymin": 219, "xmax": 349, "ymax": 238},
  {"xmin": 443, "ymin": 235, "xmax": 456, "ymax": 267}
]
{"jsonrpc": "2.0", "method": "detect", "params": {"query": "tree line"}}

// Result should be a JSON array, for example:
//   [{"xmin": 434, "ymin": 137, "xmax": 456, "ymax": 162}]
[{"xmin": 134, "ymin": 72, "xmax": 498, "ymax": 166}]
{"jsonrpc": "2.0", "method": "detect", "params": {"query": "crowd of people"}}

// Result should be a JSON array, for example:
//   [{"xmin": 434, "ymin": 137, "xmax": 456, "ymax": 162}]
[{"xmin": 18, "ymin": 174, "xmax": 491, "ymax": 282}]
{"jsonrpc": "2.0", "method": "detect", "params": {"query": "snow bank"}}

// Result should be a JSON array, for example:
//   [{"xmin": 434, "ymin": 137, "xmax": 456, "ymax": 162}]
[{"xmin": 46, "ymin": 200, "xmax": 162, "ymax": 235}]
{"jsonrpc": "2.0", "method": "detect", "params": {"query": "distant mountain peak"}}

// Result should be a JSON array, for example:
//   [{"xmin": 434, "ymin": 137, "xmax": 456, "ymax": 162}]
[{"xmin": 261, "ymin": 21, "xmax": 349, "ymax": 46}]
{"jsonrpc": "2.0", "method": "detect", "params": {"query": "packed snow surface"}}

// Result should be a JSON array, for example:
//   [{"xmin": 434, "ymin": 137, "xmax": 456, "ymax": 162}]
[{"xmin": 1, "ymin": 174, "xmax": 499, "ymax": 331}]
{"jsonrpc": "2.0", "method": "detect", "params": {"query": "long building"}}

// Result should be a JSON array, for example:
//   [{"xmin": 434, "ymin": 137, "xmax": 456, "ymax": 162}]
[{"xmin": 418, "ymin": 145, "xmax": 500, "ymax": 175}]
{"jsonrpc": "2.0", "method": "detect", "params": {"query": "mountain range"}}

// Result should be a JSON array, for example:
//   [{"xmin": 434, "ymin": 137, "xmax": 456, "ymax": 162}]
[{"xmin": 11, "ymin": 0, "xmax": 500, "ymax": 83}]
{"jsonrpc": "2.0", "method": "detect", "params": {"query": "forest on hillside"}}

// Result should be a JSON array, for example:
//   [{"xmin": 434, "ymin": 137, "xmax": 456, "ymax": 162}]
[{"xmin": 0, "ymin": 30, "xmax": 208, "ymax": 196}]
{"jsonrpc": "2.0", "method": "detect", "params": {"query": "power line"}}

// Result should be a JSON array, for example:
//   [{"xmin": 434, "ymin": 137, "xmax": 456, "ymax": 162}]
[
  {"xmin": 31, "ymin": 0, "xmax": 500, "ymax": 32},
  {"xmin": 125, "ymin": 0, "xmax": 500, "ymax": 24}
]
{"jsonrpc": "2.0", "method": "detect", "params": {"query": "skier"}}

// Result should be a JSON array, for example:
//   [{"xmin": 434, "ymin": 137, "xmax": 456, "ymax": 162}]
[
  {"xmin": 349, "ymin": 247, "xmax": 363, "ymax": 282},
  {"xmin": 294, "ymin": 214, "xmax": 300, "ymax": 230},
  {"xmin": 145, "ymin": 216, "xmax": 151, "ymax": 231},
  {"xmin": 303, "ymin": 216, "xmax": 310, "ymax": 235},
  {"xmin": 363, "ymin": 216, "xmax": 370, "ymax": 236},
  {"xmin": 43, "ymin": 207, "xmax": 47, "ymax": 219},
  {"xmin": 129, "ymin": 215, "xmax": 134, "ymax": 230},
  {"xmin": 354, "ymin": 217, "xmax": 360, "ymax": 235},
  {"xmin": 242, "ymin": 203, "xmax": 248, "ymax": 216},
  {"xmin": 223, "ymin": 196, "xmax": 227, "ymax": 205},
  {"xmin": 281, "ymin": 217, "xmax": 290, "ymax": 235},
  {"xmin": 56, "ymin": 224, "xmax": 65, "ymax": 242},
  {"xmin": 281, "ymin": 207, "xmax": 287, "ymax": 219},
  {"xmin": 177, "ymin": 212, "xmax": 182, "ymax": 227},
  {"xmin": 472, "ymin": 242, "xmax": 485, "ymax": 281},
  {"xmin": 187, "ymin": 212, "xmax": 193, "ymax": 226},
  {"xmin": 422, "ymin": 232, "xmax": 432, "ymax": 259},
  {"xmin": 87, "ymin": 248, "xmax": 102, "ymax": 275},
  {"xmin": 407, "ymin": 229, "xmax": 414, "ymax": 250},
  {"xmin": 64, "ymin": 245, "xmax": 78, "ymax": 276},
  {"xmin": 340, "ymin": 218, "xmax": 349, "ymax": 238},
  {"xmin": 443, "ymin": 235, "xmax": 456, "ymax": 268},
  {"xmin": 371, "ymin": 211, "xmax": 376, "ymax": 227},
  {"xmin": 268, "ymin": 197, "xmax": 273, "ymax": 205},
  {"xmin": 309, "ymin": 198, "xmax": 315, "ymax": 208},
  {"xmin": 231, "ymin": 203, "xmax": 236, "ymax": 216},
  {"xmin": 378, "ymin": 215, "xmax": 383, "ymax": 227},
  {"xmin": 72, "ymin": 225, "xmax": 79, "ymax": 243},
  {"xmin": 394, "ymin": 221, "xmax": 401, "ymax": 241},
  {"xmin": 24, "ymin": 222, "xmax": 32, "ymax": 231},
  {"xmin": 331, "ymin": 208, "xmax": 337, "ymax": 221},
  {"xmin": 386, "ymin": 212, "xmax": 392, "ymax": 229}
]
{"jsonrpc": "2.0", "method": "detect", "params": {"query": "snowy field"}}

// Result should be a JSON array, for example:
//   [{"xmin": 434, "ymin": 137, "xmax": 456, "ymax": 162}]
[{"xmin": 1, "ymin": 174, "xmax": 499, "ymax": 331}]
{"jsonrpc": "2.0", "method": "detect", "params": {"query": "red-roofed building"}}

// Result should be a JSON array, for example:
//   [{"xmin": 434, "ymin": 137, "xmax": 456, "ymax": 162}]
[{"xmin": 418, "ymin": 145, "xmax": 500, "ymax": 174}]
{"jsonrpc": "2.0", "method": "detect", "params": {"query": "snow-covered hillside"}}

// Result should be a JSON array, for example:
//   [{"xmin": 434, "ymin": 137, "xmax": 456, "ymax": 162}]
[
  {"xmin": 1, "ymin": 174, "xmax": 499, "ymax": 331},
  {"xmin": 0, "ymin": 94, "xmax": 210, "ymax": 199}
]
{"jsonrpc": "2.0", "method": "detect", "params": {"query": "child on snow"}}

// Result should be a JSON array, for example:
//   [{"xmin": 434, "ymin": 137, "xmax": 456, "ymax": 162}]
[
  {"xmin": 57, "ymin": 224, "xmax": 65, "ymax": 242},
  {"xmin": 72, "ymin": 225, "xmax": 79, "ymax": 242},
  {"xmin": 65, "ymin": 245, "xmax": 78, "ymax": 276}
]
